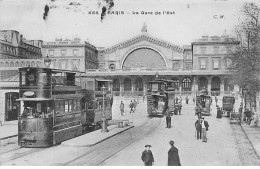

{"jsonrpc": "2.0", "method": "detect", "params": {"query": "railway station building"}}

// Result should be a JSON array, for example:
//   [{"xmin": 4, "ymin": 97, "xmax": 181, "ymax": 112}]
[
  {"xmin": 0, "ymin": 25, "xmax": 245, "ymax": 123},
  {"xmin": 83, "ymin": 24, "xmax": 240, "ymax": 97}
]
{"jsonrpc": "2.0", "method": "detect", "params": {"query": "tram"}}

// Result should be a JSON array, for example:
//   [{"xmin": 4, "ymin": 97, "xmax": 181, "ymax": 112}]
[
  {"xmin": 147, "ymin": 79, "xmax": 175, "ymax": 116},
  {"xmin": 17, "ymin": 67, "xmax": 112, "ymax": 147},
  {"xmin": 196, "ymin": 88, "xmax": 212, "ymax": 116}
]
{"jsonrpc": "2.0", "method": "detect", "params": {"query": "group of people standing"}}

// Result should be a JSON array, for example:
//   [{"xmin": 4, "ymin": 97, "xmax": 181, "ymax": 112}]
[
  {"xmin": 195, "ymin": 116, "xmax": 209, "ymax": 142},
  {"xmin": 119, "ymin": 99, "xmax": 138, "ymax": 116},
  {"xmin": 141, "ymin": 140, "xmax": 181, "ymax": 166}
]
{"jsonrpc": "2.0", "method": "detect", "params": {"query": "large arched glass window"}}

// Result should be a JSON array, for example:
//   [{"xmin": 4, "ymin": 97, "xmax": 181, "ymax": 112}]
[
  {"xmin": 182, "ymin": 77, "xmax": 192, "ymax": 91},
  {"xmin": 211, "ymin": 76, "xmax": 220, "ymax": 92},
  {"xmin": 198, "ymin": 77, "xmax": 208, "ymax": 91},
  {"xmin": 124, "ymin": 78, "xmax": 132, "ymax": 91},
  {"xmin": 135, "ymin": 78, "xmax": 143, "ymax": 91},
  {"xmin": 113, "ymin": 78, "xmax": 120, "ymax": 91}
]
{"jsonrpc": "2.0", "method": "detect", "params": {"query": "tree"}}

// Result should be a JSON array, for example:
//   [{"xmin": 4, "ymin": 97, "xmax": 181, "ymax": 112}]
[{"xmin": 232, "ymin": 2, "xmax": 260, "ymax": 109}]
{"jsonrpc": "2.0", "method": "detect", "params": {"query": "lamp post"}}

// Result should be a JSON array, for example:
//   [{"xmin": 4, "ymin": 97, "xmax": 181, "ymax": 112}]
[
  {"xmin": 44, "ymin": 55, "xmax": 51, "ymax": 68},
  {"xmin": 155, "ymin": 71, "xmax": 159, "ymax": 79},
  {"xmin": 101, "ymin": 85, "xmax": 108, "ymax": 132}
]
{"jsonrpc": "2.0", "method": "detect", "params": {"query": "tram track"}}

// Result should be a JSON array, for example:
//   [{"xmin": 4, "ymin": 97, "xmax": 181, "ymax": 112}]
[
  {"xmin": 0, "ymin": 146, "xmax": 45, "ymax": 164},
  {"xmin": 63, "ymin": 117, "xmax": 163, "ymax": 166}
]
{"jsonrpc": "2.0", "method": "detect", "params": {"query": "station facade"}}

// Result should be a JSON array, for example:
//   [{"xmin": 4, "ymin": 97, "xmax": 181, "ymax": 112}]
[
  {"xmin": 84, "ymin": 24, "xmax": 240, "ymax": 97},
  {"xmin": 0, "ymin": 25, "xmax": 242, "ymax": 122}
]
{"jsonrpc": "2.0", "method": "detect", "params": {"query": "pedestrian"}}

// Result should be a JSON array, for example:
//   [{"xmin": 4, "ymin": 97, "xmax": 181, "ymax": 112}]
[
  {"xmin": 193, "ymin": 97, "xmax": 195, "ymax": 105},
  {"xmin": 143, "ymin": 95, "xmax": 145, "ymax": 102},
  {"xmin": 178, "ymin": 102, "xmax": 182, "ymax": 115},
  {"xmin": 133, "ymin": 99, "xmax": 137, "ymax": 111},
  {"xmin": 175, "ymin": 97, "xmax": 179, "ymax": 104},
  {"xmin": 195, "ymin": 117, "xmax": 202, "ymax": 139},
  {"xmin": 216, "ymin": 106, "xmax": 222, "ymax": 118},
  {"xmin": 168, "ymin": 140, "xmax": 181, "ymax": 166},
  {"xmin": 185, "ymin": 96, "xmax": 189, "ymax": 104},
  {"xmin": 165, "ymin": 108, "xmax": 173, "ymax": 128},
  {"xmin": 110, "ymin": 95, "xmax": 113, "ymax": 107},
  {"xmin": 141, "ymin": 144, "xmax": 154, "ymax": 166},
  {"xmin": 201, "ymin": 117, "xmax": 209, "ymax": 143},
  {"xmin": 129, "ymin": 100, "xmax": 134, "ymax": 113},
  {"xmin": 215, "ymin": 96, "xmax": 218, "ymax": 106},
  {"xmin": 120, "ymin": 101, "xmax": 124, "ymax": 116},
  {"xmin": 195, "ymin": 104, "xmax": 202, "ymax": 118},
  {"xmin": 244, "ymin": 108, "xmax": 252, "ymax": 124},
  {"xmin": 250, "ymin": 112, "xmax": 259, "ymax": 127}
]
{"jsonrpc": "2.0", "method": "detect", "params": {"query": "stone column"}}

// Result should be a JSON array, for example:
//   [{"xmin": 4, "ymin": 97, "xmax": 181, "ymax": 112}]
[
  {"xmin": 207, "ymin": 76, "xmax": 212, "ymax": 95},
  {"xmin": 192, "ymin": 76, "xmax": 198, "ymax": 97},
  {"xmin": 131, "ymin": 77, "xmax": 136, "ymax": 96},
  {"xmin": 220, "ymin": 76, "xmax": 225, "ymax": 96},
  {"xmin": 119, "ymin": 78, "xmax": 124, "ymax": 96}
]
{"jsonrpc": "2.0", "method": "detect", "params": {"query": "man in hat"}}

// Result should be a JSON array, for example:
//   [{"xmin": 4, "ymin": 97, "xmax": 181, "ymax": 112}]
[
  {"xmin": 141, "ymin": 144, "xmax": 154, "ymax": 166},
  {"xmin": 178, "ymin": 102, "xmax": 182, "ymax": 115},
  {"xmin": 216, "ymin": 106, "xmax": 222, "ymax": 118},
  {"xmin": 201, "ymin": 117, "xmax": 209, "ymax": 142},
  {"xmin": 168, "ymin": 140, "xmax": 181, "ymax": 166},
  {"xmin": 195, "ymin": 117, "xmax": 202, "ymax": 139},
  {"xmin": 120, "ymin": 101, "xmax": 124, "ymax": 116},
  {"xmin": 165, "ymin": 108, "xmax": 173, "ymax": 128}
]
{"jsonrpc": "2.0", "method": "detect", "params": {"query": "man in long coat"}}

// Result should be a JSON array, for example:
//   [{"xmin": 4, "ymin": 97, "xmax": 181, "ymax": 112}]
[
  {"xmin": 165, "ymin": 109, "xmax": 173, "ymax": 128},
  {"xmin": 216, "ymin": 106, "xmax": 222, "ymax": 118},
  {"xmin": 168, "ymin": 140, "xmax": 181, "ymax": 166},
  {"xmin": 141, "ymin": 145, "xmax": 154, "ymax": 166},
  {"xmin": 195, "ymin": 117, "xmax": 202, "ymax": 139},
  {"xmin": 120, "ymin": 101, "xmax": 124, "ymax": 116},
  {"xmin": 201, "ymin": 117, "xmax": 209, "ymax": 142}
]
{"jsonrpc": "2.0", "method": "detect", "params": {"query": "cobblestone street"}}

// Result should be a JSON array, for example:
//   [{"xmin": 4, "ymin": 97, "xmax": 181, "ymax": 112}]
[{"xmin": 1, "ymin": 98, "xmax": 260, "ymax": 166}]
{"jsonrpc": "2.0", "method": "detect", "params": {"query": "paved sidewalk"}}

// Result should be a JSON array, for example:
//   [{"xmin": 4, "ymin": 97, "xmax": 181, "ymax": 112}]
[
  {"xmin": 240, "ymin": 122, "xmax": 260, "ymax": 159},
  {"xmin": 62, "ymin": 125, "xmax": 134, "ymax": 147},
  {"xmin": 0, "ymin": 120, "xmax": 18, "ymax": 140}
]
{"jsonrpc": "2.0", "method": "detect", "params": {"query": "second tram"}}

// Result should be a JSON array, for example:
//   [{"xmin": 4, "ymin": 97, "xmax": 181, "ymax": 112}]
[{"xmin": 147, "ymin": 79, "xmax": 175, "ymax": 116}]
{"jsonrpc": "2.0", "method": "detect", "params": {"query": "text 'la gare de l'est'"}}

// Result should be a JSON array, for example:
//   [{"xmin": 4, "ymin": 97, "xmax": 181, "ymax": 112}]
[{"xmin": 88, "ymin": 10, "xmax": 175, "ymax": 15}]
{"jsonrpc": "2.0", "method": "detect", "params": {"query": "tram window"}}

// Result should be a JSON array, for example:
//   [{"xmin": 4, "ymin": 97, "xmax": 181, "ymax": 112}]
[
  {"xmin": 76, "ymin": 100, "xmax": 81, "ymax": 110},
  {"xmin": 36, "ymin": 103, "xmax": 41, "ymax": 113},
  {"xmin": 88, "ymin": 101, "xmax": 94, "ymax": 109},
  {"xmin": 69, "ymin": 100, "xmax": 73, "ymax": 112},
  {"xmin": 20, "ymin": 71, "xmax": 26, "ymax": 85},
  {"xmin": 55, "ymin": 101, "xmax": 60, "ymax": 114},
  {"xmin": 152, "ymin": 83, "xmax": 158, "ymax": 91},
  {"xmin": 65, "ymin": 101, "xmax": 69, "ymax": 113},
  {"xmin": 38, "ymin": 72, "xmax": 47, "ymax": 85},
  {"xmin": 161, "ymin": 84, "xmax": 165, "ymax": 91}
]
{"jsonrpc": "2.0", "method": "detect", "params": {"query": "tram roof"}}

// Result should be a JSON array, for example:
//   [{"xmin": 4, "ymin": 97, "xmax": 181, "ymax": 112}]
[{"xmin": 18, "ymin": 67, "xmax": 85, "ymax": 74}]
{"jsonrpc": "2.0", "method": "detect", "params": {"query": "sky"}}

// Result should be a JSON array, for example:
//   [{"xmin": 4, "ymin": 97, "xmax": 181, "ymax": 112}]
[{"xmin": 0, "ymin": 0, "xmax": 259, "ymax": 47}]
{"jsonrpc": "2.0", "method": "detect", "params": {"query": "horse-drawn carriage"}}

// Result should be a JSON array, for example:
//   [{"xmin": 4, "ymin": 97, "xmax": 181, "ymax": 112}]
[
  {"xmin": 222, "ymin": 96, "xmax": 235, "ymax": 117},
  {"xmin": 222, "ymin": 96, "xmax": 241, "ymax": 124}
]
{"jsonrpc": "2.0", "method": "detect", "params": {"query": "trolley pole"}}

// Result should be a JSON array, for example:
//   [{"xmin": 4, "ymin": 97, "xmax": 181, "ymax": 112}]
[{"xmin": 101, "ymin": 85, "xmax": 108, "ymax": 133}]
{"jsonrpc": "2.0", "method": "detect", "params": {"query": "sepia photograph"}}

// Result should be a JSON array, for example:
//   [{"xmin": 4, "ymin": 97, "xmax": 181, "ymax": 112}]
[{"xmin": 0, "ymin": 0, "xmax": 260, "ymax": 166}]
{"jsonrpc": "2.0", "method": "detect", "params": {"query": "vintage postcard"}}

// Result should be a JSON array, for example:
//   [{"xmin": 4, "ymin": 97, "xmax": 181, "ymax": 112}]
[{"xmin": 0, "ymin": 0, "xmax": 260, "ymax": 166}]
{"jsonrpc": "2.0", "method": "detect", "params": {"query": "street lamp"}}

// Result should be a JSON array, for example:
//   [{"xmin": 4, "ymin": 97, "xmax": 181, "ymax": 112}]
[
  {"xmin": 44, "ymin": 55, "xmax": 51, "ymax": 68},
  {"xmin": 101, "ymin": 85, "xmax": 108, "ymax": 133},
  {"xmin": 155, "ymin": 71, "xmax": 159, "ymax": 79}
]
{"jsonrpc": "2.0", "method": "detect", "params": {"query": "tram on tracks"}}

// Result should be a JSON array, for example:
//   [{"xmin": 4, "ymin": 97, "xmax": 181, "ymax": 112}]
[
  {"xmin": 147, "ymin": 79, "xmax": 175, "ymax": 117},
  {"xmin": 196, "ymin": 88, "xmax": 212, "ymax": 116},
  {"xmin": 17, "ymin": 67, "xmax": 112, "ymax": 147}
]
